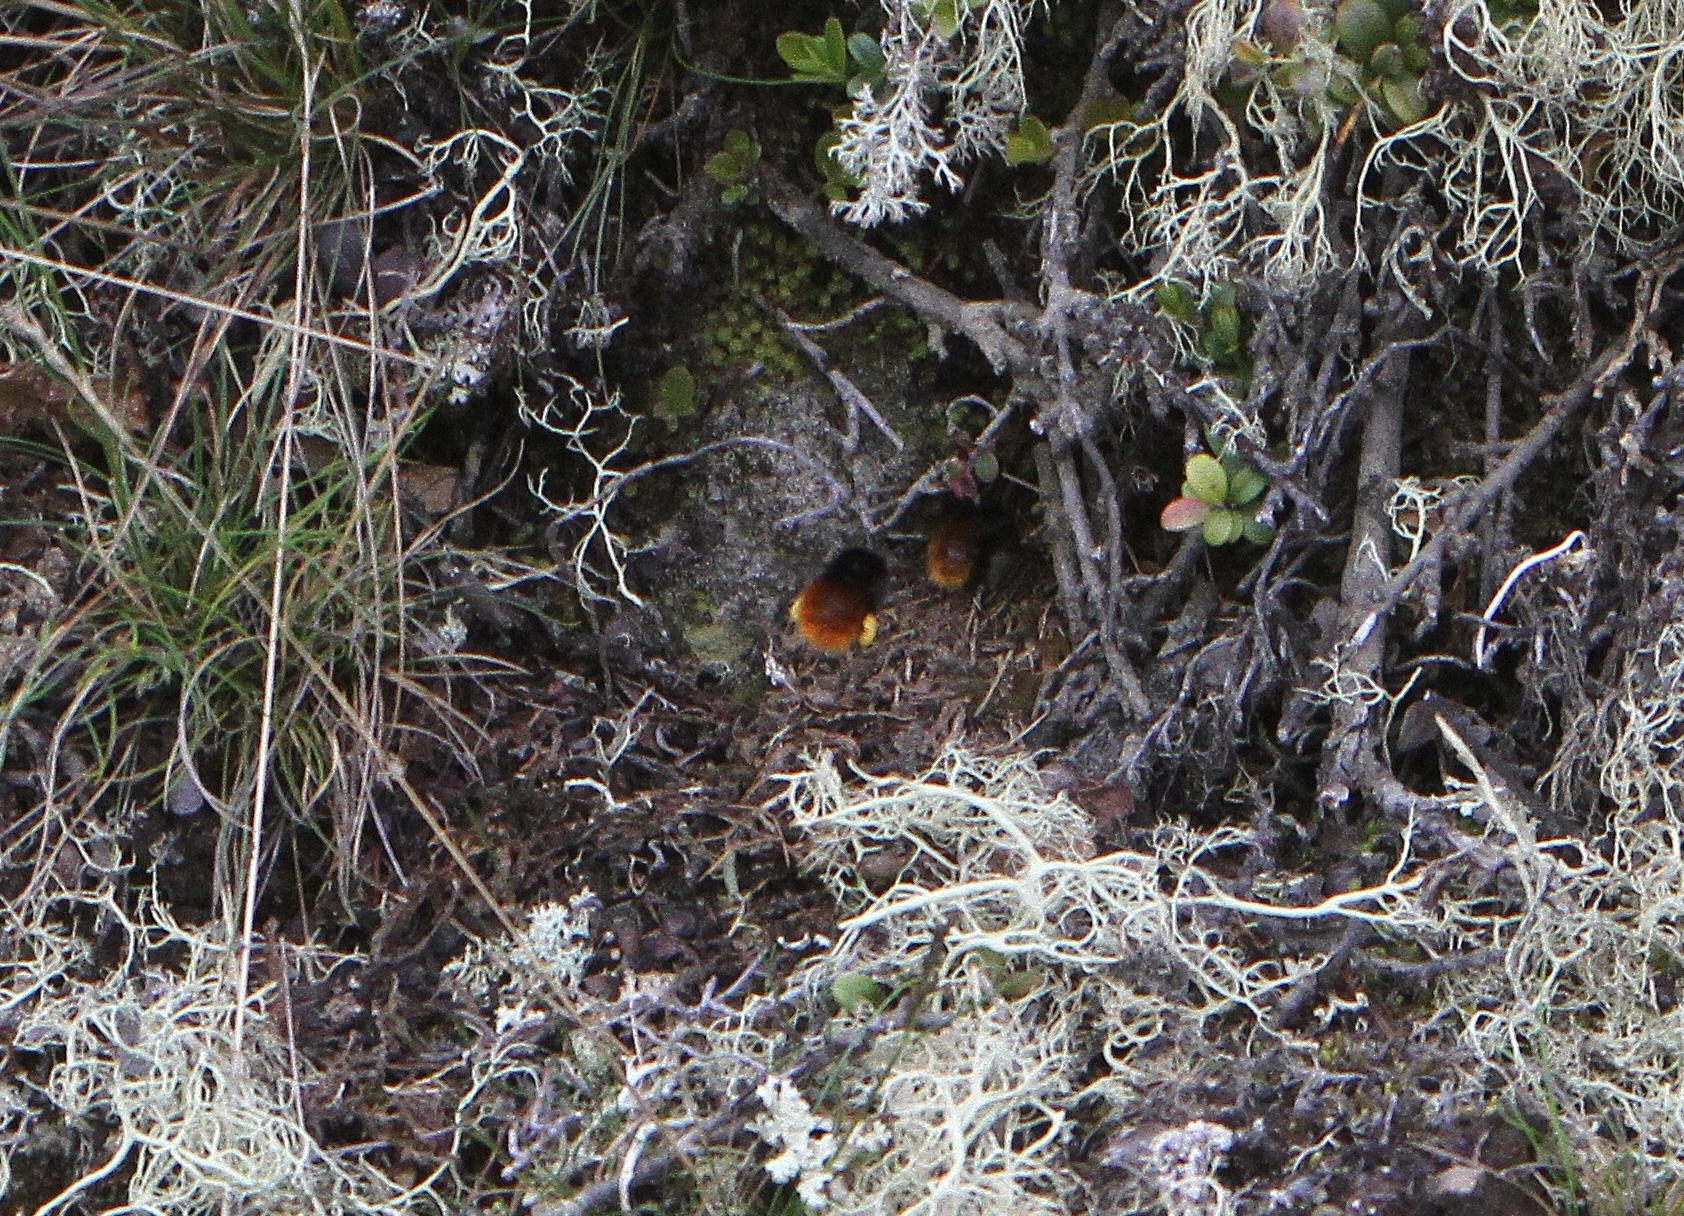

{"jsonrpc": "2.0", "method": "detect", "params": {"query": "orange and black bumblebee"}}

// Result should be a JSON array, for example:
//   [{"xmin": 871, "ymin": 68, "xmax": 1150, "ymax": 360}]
[
  {"xmin": 926, "ymin": 496, "xmax": 1017, "ymax": 592},
  {"xmin": 925, "ymin": 506, "xmax": 984, "ymax": 590},
  {"xmin": 789, "ymin": 548, "xmax": 889, "ymax": 652}
]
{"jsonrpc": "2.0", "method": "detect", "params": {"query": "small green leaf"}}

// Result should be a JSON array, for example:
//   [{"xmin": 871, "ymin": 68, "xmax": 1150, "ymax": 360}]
[
  {"xmin": 1334, "ymin": 0, "xmax": 1390, "ymax": 65},
  {"xmin": 832, "ymin": 973, "xmax": 889, "ymax": 1012},
  {"xmin": 703, "ymin": 151, "xmax": 739, "ymax": 187},
  {"xmin": 1197, "ymin": 328, "xmax": 1238, "ymax": 364},
  {"xmin": 1327, "ymin": 71, "xmax": 1364, "ymax": 107},
  {"xmin": 1183, "ymin": 453, "xmax": 1228, "ymax": 505},
  {"xmin": 1204, "ymin": 508, "xmax": 1243, "ymax": 546},
  {"xmin": 930, "ymin": 0, "xmax": 961, "ymax": 38},
  {"xmin": 1081, "ymin": 95, "xmax": 1136, "ymax": 131},
  {"xmin": 816, "ymin": 132, "xmax": 860, "ymax": 189},
  {"xmin": 847, "ymin": 32, "xmax": 885, "ymax": 81},
  {"xmin": 1370, "ymin": 41, "xmax": 1405, "ymax": 79},
  {"xmin": 994, "ymin": 968, "xmax": 1042, "ymax": 1000},
  {"xmin": 724, "ymin": 128, "xmax": 759, "ymax": 163},
  {"xmin": 1273, "ymin": 59, "xmax": 1328, "ymax": 96},
  {"xmin": 776, "ymin": 31, "xmax": 822, "ymax": 75},
  {"xmin": 972, "ymin": 450, "xmax": 999, "ymax": 484},
  {"xmin": 777, "ymin": 19, "xmax": 851, "ymax": 83},
  {"xmin": 1227, "ymin": 463, "xmax": 1270, "ymax": 506},
  {"xmin": 1242, "ymin": 518, "xmax": 1277, "ymax": 544},
  {"xmin": 1488, "ymin": 0, "xmax": 1540, "ymax": 29},
  {"xmin": 1380, "ymin": 73, "xmax": 1427, "ymax": 124},
  {"xmin": 1155, "ymin": 281, "xmax": 1198, "ymax": 322},
  {"xmin": 823, "ymin": 16, "xmax": 848, "ymax": 74},
  {"xmin": 1207, "ymin": 302, "xmax": 1242, "ymax": 353},
  {"xmin": 1004, "ymin": 114, "xmax": 1055, "ymax": 165}
]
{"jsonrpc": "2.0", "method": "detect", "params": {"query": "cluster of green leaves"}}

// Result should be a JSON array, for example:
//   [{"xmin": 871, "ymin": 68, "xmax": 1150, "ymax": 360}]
[
  {"xmin": 776, "ymin": 11, "xmax": 1064, "ymax": 184},
  {"xmin": 770, "ymin": 17, "xmax": 885, "ymax": 208},
  {"xmin": 704, "ymin": 129, "xmax": 761, "ymax": 206},
  {"xmin": 1223, "ymin": 0, "xmax": 1432, "ymax": 130},
  {"xmin": 776, "ymin": 16, "xmax": 885, "ymax": 89},
  {"xmin": 1160, "ymin": 448, "xmax": 1275, "ymax": 546},
  {"xmin": 1328, "ymin": 0, "xmax": 1430, "ymax": 126},
  {"xmin": 1155, "ymin": 280, "xmax": 1250, "ymax": 372}
]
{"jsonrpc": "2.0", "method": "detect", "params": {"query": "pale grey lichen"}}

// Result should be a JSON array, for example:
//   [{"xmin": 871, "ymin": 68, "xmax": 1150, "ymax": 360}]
[{"xmin": 832, "ymin": 1, "xmax": 1042, "ymax": 227}]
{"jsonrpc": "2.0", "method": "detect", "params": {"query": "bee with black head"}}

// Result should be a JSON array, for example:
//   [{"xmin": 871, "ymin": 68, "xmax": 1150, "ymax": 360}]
[{"xmin": 789, "ymin": 548, "xmax": 889, "ymax": 652}]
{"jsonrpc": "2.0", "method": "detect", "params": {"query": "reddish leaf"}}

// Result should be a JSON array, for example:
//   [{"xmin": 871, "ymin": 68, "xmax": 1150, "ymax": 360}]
[{"xmin": 1160, "ymin": 496, "xmax": 1210, "ymax": 532}]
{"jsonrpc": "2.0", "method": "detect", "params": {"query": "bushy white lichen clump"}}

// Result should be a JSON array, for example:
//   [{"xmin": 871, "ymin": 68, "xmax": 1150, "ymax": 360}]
[
  {"xmin": 832, "ymin": 0, "xmax": 1040, "ymax": 226},
  {"xmin": 1133, "ymin": 1121, "xmax": 1236, "ymax": 1216},
  {"xmin": 1080, "ymin": 0, "xmax": 1684, "ymax": 291},
  {"xmin": 1441, "ymin": 619, "xmax": 1684, "ymax": 1191},
  {"xmin": 1447, "ymin": 0, "xmax": 1684, "ymax": 261},
  {"xmin": 751, "ymin": 1073, "xmax": 891, "ymax": 1211},
  {"xmin": 767, "ymin": 747, "xmax": 1431, "ymax": 1213},
  {"xmin": 521, "ymin": 889, "xmax": 603, "ymax": 989},
  {"xmin": 450, "ymin": 728, "xmax": 1684, "ymax": 1212},
  {"xmin": 1, "ymin": 888, "xmax": 391, "ymax": 1213}
]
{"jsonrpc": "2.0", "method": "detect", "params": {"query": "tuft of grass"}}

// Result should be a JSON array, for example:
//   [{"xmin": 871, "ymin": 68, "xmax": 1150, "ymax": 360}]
[
  {"xmin": 0, "ymin": 0, "xmax": 578, "ymax": 1204},
  {"xmin": 0, "ymin": 0, "xmax": 514, "ymax": 909}
]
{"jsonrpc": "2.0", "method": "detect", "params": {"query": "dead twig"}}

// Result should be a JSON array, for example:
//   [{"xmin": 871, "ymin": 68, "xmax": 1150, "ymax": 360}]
[
  {"xmin": 1030, "ymin": 3, "xmax": 1150, "ymax": 719},
  {"xmin": 759, "ymin": 168, "xmax": 1033, "ymax": 377},
  {"xmin": 765, "ymin": 301, "xmax": 904, "ymax": 455},
  {"xmin": 1476, "ymin": 283, "xmax": 1512, "ymax": 604},
  {"xmin": 1318, "ymin": 254, "xmax": 1430, "ymax": 814},
  {"xmin": 1346, "ymin": 300, "xmax": 1671, "ymax": 650}
]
